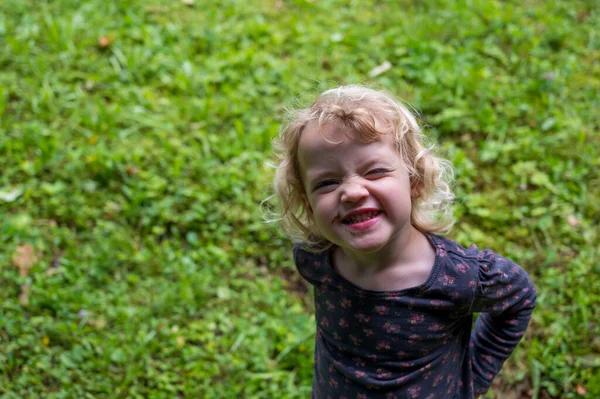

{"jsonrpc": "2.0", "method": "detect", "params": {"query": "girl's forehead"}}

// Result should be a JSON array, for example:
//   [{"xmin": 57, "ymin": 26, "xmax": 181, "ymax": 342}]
[
  {"xmin": 298, "ymin": 121, "xmax": 395, "ymax": 152},
  {"xmin": 299, "ymin": 122, "xmax": 345, "ymax": 148},
  {"xmin": 297, "ymin": 122, "xmax": 399, "ymax": 169}
]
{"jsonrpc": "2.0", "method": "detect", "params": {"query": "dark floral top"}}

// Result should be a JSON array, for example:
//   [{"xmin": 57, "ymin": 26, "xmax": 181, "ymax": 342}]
[{"xmin": 293, "ymin": 234, "xmax": 537, "ymax": 399}]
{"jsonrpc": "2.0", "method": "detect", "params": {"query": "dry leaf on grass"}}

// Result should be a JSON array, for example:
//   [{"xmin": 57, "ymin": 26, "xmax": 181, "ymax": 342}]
[
  {"xmin": 368, "ymin": 61, "xmax": 392, "ymax": 78},
  {"xmin": 567, "ymin": 215, "xmax": 581, "ymax": 227},
  {"xmin": 98, "ymin": 34, "xmax": 115, "ymax": 48},
  {"xmin": 13, "ymin": 244, "xmax": 38, "ymax": 277},
  {"xmin": 0, "ymin": 187, "xmax": 23, "ymax": 202}
]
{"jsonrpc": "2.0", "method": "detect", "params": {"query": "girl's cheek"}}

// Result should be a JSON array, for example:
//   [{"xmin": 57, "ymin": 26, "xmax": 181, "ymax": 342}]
[{"xmin": 313, "ymin": 201, "xmax": 333, "ymax": 222}]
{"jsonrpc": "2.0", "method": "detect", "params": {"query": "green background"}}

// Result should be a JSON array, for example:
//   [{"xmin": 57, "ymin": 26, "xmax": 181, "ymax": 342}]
[{"xmin": 0, "ymin": 0, "xmax": 598, "ymax": 398}]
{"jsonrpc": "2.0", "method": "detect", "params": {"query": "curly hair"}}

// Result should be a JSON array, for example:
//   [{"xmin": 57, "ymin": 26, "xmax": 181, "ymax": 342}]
[{"xmin": 271, "ymin": 85, "xmax": 454, "ymax": 250}]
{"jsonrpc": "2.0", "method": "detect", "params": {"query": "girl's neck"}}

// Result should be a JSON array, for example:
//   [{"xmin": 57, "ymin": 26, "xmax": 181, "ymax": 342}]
[
  {"xmin": 333, "ymin": 225, "xmax": 432, "ymax": 275},
  {"xmin": 331, "ymin": 227, "xmax": 436, "ymax": 292}
]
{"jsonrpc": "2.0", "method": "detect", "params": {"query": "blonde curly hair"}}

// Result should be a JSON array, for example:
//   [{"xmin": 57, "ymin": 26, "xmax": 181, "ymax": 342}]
[{"xmin": 272, "ymin": 85, "xmax": 454, "ymax": 250}]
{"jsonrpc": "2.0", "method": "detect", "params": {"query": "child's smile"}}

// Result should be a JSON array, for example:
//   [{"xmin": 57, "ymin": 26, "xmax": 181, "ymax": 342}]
[
  {"xmin": 340, "ymin": 209, "xmax": 383, "ymax": 229},
  {"xmin": 297, "ymin": 121, "xmax": 415, "ymax": 262}
]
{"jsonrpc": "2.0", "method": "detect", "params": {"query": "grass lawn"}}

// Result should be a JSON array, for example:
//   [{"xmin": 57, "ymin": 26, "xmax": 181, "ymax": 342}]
[{"xmin": 1, "ymin": 0, "xmax": 599, "ymax": 398}]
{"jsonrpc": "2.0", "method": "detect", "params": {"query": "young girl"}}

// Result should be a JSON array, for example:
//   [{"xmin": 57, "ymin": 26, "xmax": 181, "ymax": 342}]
[{"xmin": 272, "ymin": 85, "xmax": 537, "ymax": 398}]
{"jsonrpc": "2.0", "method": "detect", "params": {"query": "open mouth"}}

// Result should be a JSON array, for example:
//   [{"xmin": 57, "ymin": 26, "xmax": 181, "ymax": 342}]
[{"xmin": 342, "ymin": 211, "xmax": 383, "ymax": 225}]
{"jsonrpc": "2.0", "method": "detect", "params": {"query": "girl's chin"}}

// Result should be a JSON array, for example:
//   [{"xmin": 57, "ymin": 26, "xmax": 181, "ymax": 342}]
[
  {"xmin": 335, "ymin": 229, "xmax": 406, "ymax": 254},
  {"xmin": 338, "ymin": 238, "xmax": 389, "ymax": 254}
]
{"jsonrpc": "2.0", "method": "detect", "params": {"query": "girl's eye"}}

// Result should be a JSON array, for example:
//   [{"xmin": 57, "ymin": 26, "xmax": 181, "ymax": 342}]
[
  {"xmin": 314, "ymin": 180, "xmax": 338, "ymax": 191},
  {"xmin": 367, "ymin": 168, "xmax": 389, "ymax": 176}
]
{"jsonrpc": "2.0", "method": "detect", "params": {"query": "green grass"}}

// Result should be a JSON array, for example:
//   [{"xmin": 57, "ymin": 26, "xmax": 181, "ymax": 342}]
[{"xmin": 0, "ymin": 0, "xmax": 599, "ymax": 398}]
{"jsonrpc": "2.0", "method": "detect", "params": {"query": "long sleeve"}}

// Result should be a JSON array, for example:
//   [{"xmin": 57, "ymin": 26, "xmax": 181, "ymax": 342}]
[{"xmin": 468, "ymin": 250, "xmax": 537, "ymax": 395}]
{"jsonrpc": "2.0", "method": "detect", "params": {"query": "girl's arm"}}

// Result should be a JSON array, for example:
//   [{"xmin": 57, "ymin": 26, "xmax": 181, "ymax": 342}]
[{"xmin": 468, "ymin": 251, "xmax": 537, "ymax": 395}]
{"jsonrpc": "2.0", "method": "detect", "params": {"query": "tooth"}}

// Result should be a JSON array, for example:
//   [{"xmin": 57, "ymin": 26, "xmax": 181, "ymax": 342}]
[{"xmin": 348, "ymin": 212, "xmax": 377, "ymax": 223}]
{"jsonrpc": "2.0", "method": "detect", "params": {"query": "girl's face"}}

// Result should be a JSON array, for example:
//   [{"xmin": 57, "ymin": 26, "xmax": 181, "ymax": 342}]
[{"xmin": 297, "ymin": 122, "xmax": 414, "ymax": 257}]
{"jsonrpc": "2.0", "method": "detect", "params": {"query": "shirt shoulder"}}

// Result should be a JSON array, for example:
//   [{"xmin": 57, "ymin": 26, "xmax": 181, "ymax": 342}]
[
  {"xmin": 424, "ymin": 234, "xmax": 496, "ymax": 315},
  {"xmin": 429, "ymin": 234, "xmax": 536, "ymax": 315},
  {"xmin": 427, "ymin": 234, "xmax": 481, "ymax": 286},
  {"xmin": 293, "ymin": 243, "xmax": 332, "ymax": 286}
]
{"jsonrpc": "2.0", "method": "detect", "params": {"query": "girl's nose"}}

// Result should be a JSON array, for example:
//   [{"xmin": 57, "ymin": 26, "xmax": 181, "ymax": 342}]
[{"xmin": 340, "ymin": 182, "xmax": 369, "ymax": 203}]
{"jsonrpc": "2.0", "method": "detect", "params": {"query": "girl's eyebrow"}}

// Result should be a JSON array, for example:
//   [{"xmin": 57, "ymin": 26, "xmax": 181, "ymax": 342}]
[{"xmin": 357, "ymin": 156, "xmax": 397, "ymax": 171}]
